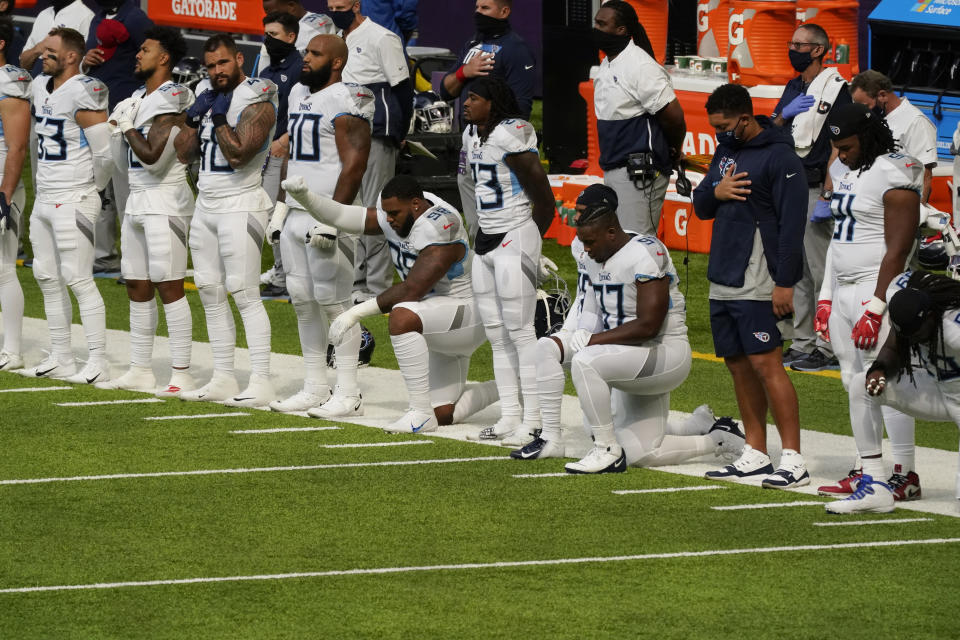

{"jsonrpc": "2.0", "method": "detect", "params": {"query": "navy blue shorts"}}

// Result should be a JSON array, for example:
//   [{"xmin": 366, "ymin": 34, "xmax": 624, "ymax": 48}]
[{"xmin": 709, "ymin": 299, "xmax": 783, "ymax": 358}]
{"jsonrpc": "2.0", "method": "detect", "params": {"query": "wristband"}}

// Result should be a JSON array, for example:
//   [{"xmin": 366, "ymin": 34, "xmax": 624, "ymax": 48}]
[
  {"xmin": 866, "ymin": 296, "xmax": 886, "ymax": 315},
  {"xmin": 211, "ymin": 113, "xmax": 228, "ymax": 129},
  {"xmin": 185, "ymin": 115, "xmax": 202, "ymax": 129},
  {"xmin": 455, "ymin": 65, "xmax": 467, "ymax": 83}
]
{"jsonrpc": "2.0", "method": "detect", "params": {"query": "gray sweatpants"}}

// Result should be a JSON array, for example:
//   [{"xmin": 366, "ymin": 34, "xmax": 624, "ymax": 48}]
[
  {"xmin": 354, "ymin": 138, "xmax": 398, "ymax": 297},
  {"xmin": 603, "ymin": 167, "xmax": 670, "ymax": 237},
  {"xmin": 790, "ymin": 186, "xmax": 834, "ymax": 356}
]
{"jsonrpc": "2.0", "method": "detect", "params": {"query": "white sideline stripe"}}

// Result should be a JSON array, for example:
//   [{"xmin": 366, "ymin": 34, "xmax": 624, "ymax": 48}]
[
  {"xmin": 712, "ymin": 501, "xmax": 824, "ymax": 511},
  {"xmin": 320, "ymin": 441, "xmax": 433, "ymax": 449},
  {"xmin": 0, "ymin": 386, "xmax": 72, "ymax": 393},
  {"xmin": 813, "ymin": 518, "xmax": 934, "ymax": 527},
  {"xmin": 3, "ymin": 537, "xmax": 958, "ymax": 594},
  {"xmin": 0, "ymin": 456, "xmax": 509, "ymax": 485},
  {"xmin": 230, "ymin": 427, "xmax": 342, "ymax": 434},
  {"xmin": 512, "ymin": 473, "xmax": 573, "ymax": 478},
  {"xmin": 143, "ymin": 413, "xmax": 250, "ymax": 421},
  {"xmin": 55, "ymin": 399, "xmax": 164, "ymax": 407},
  {"xmin": 613, "ymin": 485, "xmax": 726, "ymax": 495}
]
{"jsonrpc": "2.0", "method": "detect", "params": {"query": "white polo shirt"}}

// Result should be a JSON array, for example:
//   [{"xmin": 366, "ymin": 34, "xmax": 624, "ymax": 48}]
[
  {"xmin": 342, "ymin": 17, "xmax": 408, "ymax": 87},
  {"xmin": 885, "ymin": 98, "xmax": 938, "ymax": 167},
  {"xmin": 24, "ymin": 0, "xmax": 95, "ymax": 51}
]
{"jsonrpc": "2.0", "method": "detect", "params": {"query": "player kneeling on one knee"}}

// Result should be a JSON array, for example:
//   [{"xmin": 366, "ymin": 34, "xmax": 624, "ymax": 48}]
[{"xmin": 283, "ymin": 173, "xmax": 498, "ymax": 433}]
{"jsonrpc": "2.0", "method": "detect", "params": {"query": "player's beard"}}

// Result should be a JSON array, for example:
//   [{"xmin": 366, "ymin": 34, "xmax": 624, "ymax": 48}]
[
  {"xmin": 395, "ymin": 213, "xmax": 415, "ymax": 238},
  {"xmin": 134, "ymin": 63, "xmax": 154, "ymax": 81},
  {"xmin": 301, "ymin": 62, "xmax": 333, "ymax": 92}
]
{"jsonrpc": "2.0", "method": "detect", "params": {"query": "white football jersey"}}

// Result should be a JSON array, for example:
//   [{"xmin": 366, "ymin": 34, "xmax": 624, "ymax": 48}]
[
  {"xmin": 828, "ymin": 153, "xmax": 924, "ymax": 284},
  {"xmin": 562, "ymin": 235, "xmax": 603, "ymax": 334},
  {"xmin": 197, "ymin": 77, "xmax": 278, "ymax": 199},
  {"xmin": 0, "ymin": 65, "xmax": 31, "ymax": 182},
  {"xmin": 583, "ymin": 234, "xmax": 687, "ymax": 341},
  {"xmin": 285, "ymin": 81, "xmax": 374, "ymax": 200},
  {"xmin": 887, "ymin": 271, "xmax": 960, "ymax": 381},
  {"xmin": 32, "ymin": 73, "xmax": 108, "ymax": 201},
  {"xmin": 377, "ymin": 191, "xmax": 473, "ymax": 299},
  {"xmin": 298, "ymin": 12, "xmax": 337, "ymax": 50},
  {"xmin": 124, "ymin": 81, "xmax": 195, "ymax": 216},
  {"xmin": 465, "ymin": 119, "xmax": 539, "ymax": 234}
]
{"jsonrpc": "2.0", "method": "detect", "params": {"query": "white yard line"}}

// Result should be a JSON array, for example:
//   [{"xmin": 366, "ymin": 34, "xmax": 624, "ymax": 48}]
[
  {"xmin": 56, "ymin": 398, "xmax": 164, "ymax": 407},
  {"xmin": 613, "ymin": 485, "xmax": 727, "ymax": 495},
  {"xmin": 230, "ymin": 427, "xmax": 342, "ymax": 434},
  {"xmin": 0, "ymin": 456, "xmax": 510, "ymax": 486},
  {"xmin": 3, "ymin": 537, "xmax": 958, "ymax": 595},
  {"xmin": 712, "ymin": 501, "xmax": 825, "ymax": 511},
  {"xmin": 812, "ymin": 518, "xmax": 934, "ymax": 527},
  {"xmin": 0, "ymin": 386, "xmax": 72, "ymax": 393},
  {"xmin": 512, "ymin": 473, "xmax": 574, "ymax": 478},
  {"xmin": 320, "ymin": 441, "xmax": 433, "ymax": 449},
  {"xmin": 143, "ymin": 413, "xmax": 250, "ymax": 421}
]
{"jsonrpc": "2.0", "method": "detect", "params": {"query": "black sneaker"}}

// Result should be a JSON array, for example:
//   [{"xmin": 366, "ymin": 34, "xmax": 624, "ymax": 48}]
[
  {"xmin": 260, "ymin": 282, "xmax": 288, "ymax": 299},
  {"xmin": 510, "ymin": 436, "xmax": 565, "ymax": 460},
  {"xmin": 781, "ymin": 347, "xmax": 806, "ymax": 367},
  {"xmin": 790, "ymin": 348, "xmax": 839, "ymax": 372}
]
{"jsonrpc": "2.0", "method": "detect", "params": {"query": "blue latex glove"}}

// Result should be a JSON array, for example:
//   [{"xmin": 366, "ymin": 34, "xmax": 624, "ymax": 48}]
[
  {"xmin": 810, "ymin": 199, "xmax": 833, "ymax": 222},
  {"xmin": 782, "ymin": 94, "xmax": 815, "ymax": 119},
  {"xmin": 186, "ymin": 89, "xmax": 216, "ymax": 120},
  {"xmin": 211, "ymin": 91, "xmax": 232, "ymax": 117}
]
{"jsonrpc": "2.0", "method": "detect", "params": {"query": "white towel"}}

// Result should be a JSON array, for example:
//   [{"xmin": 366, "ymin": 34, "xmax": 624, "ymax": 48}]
[{"xmin": 792, "ymin": 67, "xmax": 847, "ymax": 158}]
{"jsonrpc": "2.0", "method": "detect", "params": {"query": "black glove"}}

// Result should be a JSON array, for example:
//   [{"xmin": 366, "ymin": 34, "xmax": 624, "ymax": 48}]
[{"xmin": 0, "ymin": 192, "xmax": 10, "ymax": 235}]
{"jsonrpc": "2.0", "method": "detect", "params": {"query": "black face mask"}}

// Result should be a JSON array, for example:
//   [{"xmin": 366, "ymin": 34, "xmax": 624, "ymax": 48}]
[
  {"xmin": 329, "ymin": 9, "xmax": 355, "ymax": 31},
  {"xmin": 301, "ymin": 62, "xmax": 333, "ymax": 92},
  {"xmin": 94, "ymin": 0, "xmax": 122, "ymax": 11},
  {"xmin": 592, "ymin": 29, "xmax": 631, "ymax": 57},
  {"xmin": 52, "ymin": 0, "xmax": 73, "ymax": 11},
  {"xmin": 264, "ymin": 35, "xmax": 296, "ymax": 63},
  {"xmin": 789, "ymin": 49, "xmax": 814, "ymax": 72},
  {"xmin": 871, "ymin": 103, "xmax": 886, "ymax": 119},
  {"xmin": 474, "ymin": 12, "xmax": 509, "ymax": 38}
]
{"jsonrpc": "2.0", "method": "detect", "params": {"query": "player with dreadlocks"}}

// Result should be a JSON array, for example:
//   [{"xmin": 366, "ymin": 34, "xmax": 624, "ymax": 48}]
[
  {"xmin": 826, "ymin": 269, "xmax": 960, "ymax": 513},
  {"xmin": 461, "ymin": 76, "xmax": 556, "ymax": 446},
  {"xmin": 811, "ymin": 102, "xmax": 924, "ymax": 512}
]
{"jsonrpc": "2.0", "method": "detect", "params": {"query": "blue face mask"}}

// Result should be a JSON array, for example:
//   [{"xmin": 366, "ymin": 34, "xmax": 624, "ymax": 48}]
[{"xmin": 717, "ymin": 118, "xmax": 746, "ymax": 148}]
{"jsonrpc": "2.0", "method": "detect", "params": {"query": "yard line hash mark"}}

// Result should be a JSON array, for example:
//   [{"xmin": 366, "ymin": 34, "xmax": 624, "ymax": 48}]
[
  {"xmin": 0, "ymin": 386, "xmax": 72, "ymax": 393},
  {"xmin": 512, "ymin": 473, "xmax": 575, "ymax": 478},
  {"xmin": 144, "ymin": 413, "xmax": 250, "ymax": 421},
  {"xmin": 613, "ymin": 485, "xmax": 727, "ymax": 495},
  {"xmin": 56, "ymin": 398, "xmax": 164, "ymax": 407},
  {"xmin": 712, "ymin": 501, "xmax": 824, "ymax": 511},
  {"xmin": 231, "ymin": 426, "xmax": 342, "ymax": 434},
  {"xmin": 3, "ymin": 538, "xmax": 958, "ymax": 594},
  {"xmin": 813, "ymin": 518, "xmax": 934, "ymax": 527},
  {"xmin": 320, "ymin": 441, "xmax": 433, "ymax": 449}
]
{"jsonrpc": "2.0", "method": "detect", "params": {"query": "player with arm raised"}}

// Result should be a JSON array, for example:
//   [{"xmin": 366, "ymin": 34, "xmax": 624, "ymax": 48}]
[
  {"xmin": 264, "ymin": 34, "xmax": 371, "ymax": 416},
  {"xmin": 173, "ymin": 34, "xmax": 278, "ymax": 407},
  {"xmin": 461, "ymin": 77, "xmax": 556, "ymax": 446},
  {"xmin": 0, "ymin": 18, "xmax": 29, "ymax": 371},
  {"xmin": 95, "ymin": 26, "xmax": 197, "ymax": 396},
  {"xmin": 284, "ymin": 173, "xmax": 498, "ymax": 432},
  {"xmin": 20, "ymin": 27, "xmax": 114, "ymax": 384}
]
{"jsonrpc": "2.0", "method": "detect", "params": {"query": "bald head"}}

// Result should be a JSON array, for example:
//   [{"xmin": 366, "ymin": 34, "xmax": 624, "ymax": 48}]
[{"xmin": 301, "ymin": 34, "xmax": 348, "ymax": 91}]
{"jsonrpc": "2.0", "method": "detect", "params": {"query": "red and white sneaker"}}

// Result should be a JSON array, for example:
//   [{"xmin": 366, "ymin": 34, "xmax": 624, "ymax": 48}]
[
  {"xmin": 887, "ymin": 465, "xmax": 922, "ymax": 501},
  {"xmin": 817, "ymin": 468, "xmax": 863, "ymax": 497}
]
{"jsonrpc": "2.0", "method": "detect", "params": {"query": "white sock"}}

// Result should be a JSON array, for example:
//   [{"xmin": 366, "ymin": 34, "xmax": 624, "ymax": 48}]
[
  {"xmin": 391, "ymin": 331, "xmax": 432, "ymax": 413},
  {"xmin": 294, "ymin": 299, "xmax": 328, "ymax": 389},
  {"xmin": 0, "ymin": 270, "xmax": 24, "ymax": 354},
  {"xmin": 233, "ymin": 288, "xmax": 271, "ymax": 377},
  {"xmin": 535, "ymin": 337, "xmax": 565, "ymax": 442},
  {"xmin": 486, "ymin": 324, "xmax": 521, "ymax": 420},
  {"xmin": 36, "ymin": 278, "xmax": 73, "ymax": 363},
  {"xmin": 70, "ymin": 278, "xmax": 106, "ymax": 359},
  {"xmin": 129, "ymin": 299, "xmax": 157, "ymax": 367},
  {"xmin": 324, "ymin": 302, "xmax": 359, "ymax": 396},
  {"xmin": 883, "ymin": 406, "xmax": 916, "ymax": 474},
  {"xmin": 862, "ymin": 456, "xmax": 886, "ymax": 481},
  {"xmin": 592, "ymin": 423, "xmax": 618, "ymax": 449},
  {"xmin": 509, "ymin": 325, "xmax": 540, "ymax": 425},
  {"xmin": 198, "ymin": 286, "xmax": 235, "ymax": 373},
  {"xmin": 452, "ymin": 380, "xmax": 499, "ymax": 424},
  {"xmin": 163, "ymin": 297, "xmax": 192, "ymax": 370}
]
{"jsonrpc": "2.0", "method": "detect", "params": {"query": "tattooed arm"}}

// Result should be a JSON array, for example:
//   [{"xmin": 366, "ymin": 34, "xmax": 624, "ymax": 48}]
[
  {"xmin": 174, "ymin": 120, "xmax": 201, "ymax": 164},
  {"xmin": 214, "ymin": 102, "xmax": 276, "ymax": 169},
  {"xmin": 125, "ymin": 112, "xmax": 184, "ymax": 165}
]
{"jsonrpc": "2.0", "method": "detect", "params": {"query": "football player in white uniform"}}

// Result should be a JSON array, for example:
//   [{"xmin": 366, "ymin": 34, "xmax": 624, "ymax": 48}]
[
  {"xmin": 814, "ymin": 103, "xmax": 923, "ymax": 502},
  {"xmin": 174, "ymin": 35, "xmax": 278, "ymax": 407},
  {"xmin": 21, "ymin": 27, "xmax": 114, "ymax": 383},
  {"xmin": 97, "ymin": 27, "xmax": 196, "ymax": 396},
  {"xmin": 284, "ymin": 173, "xmax": 499, "ymax": 432},
  {"xmin": 461, "ymin": 77, "xmax": 556, "ymax": 445},
  {"xmin": 265, "ymin": 34, "xmax": 371, "ymax": 416},
  {"xmin": 0, "ymin": 19, "xmax": 29, "ymax": 372}
]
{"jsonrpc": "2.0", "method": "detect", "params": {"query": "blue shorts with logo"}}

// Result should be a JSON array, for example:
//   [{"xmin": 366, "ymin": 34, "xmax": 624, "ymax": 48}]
[{"xmin": 709, "ymin": 299, "xmax": 783, "ymax": 358}]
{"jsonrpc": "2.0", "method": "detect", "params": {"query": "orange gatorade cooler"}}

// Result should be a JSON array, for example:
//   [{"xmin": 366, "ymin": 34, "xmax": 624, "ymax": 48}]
[
  {"xmin": 796, "ymin": 0, "xmax": 860, "ymax": 75},
  {"xmin": 626, "ymin": 0, "xmax": 669, "ymax": 64},
  {"xmin": 697, "ymin": 0, "xmax": 730, "ymax": 58},
  {"xmin": 727, "ymin": 0, "xmax": 797, "ymax": 86}
]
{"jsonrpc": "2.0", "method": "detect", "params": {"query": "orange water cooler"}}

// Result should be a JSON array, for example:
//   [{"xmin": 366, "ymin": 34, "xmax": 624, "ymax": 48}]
[
  {"xmin": 626, "ymin": 0, "xmax": 669, "ymax": 64},
  {"xmin": 728, "ymin": 0, "xmax": 797, "ymax": 86},
  {"xmin": 796, "ymin": 0, "xmax": 859, "ymax": 77},
  {"xmin": 697, "ymin": 0, "xmax": 730, "ymax": 58}
]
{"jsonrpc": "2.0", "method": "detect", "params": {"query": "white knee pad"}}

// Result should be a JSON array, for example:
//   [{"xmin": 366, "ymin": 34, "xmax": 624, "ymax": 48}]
[
  {"xmin": 286, "ymin": 275, "xmax": 313, "ymax": 305},
  {"xmin": 231, "ymin": 287, "xmax": 262, "ymax": 310},
  {"xmin": 507, "ymin": 324, "xmax": 537, "ymax": 347},
  {"xmin": 197, "ymin": 282, "xmax": 228, "ymax": 307},
  {"xmin": 537, "ymin": 334, "xmax": 565, "ymax": 365}
]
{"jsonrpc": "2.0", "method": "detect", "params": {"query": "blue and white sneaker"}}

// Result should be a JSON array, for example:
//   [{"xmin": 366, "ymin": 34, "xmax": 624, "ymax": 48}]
[
  {"xmin": 510, "ymin": 436, "xmax": 565, "ymax": 460},
  {"xmin": 762, "ymin": 449, "xmax": 811, "ymax": 489},
  {"xmin": 705, "ymin": 444, "xmax": 774, "ymax": 480},
  {"xmin": 825, "ymin": 475, "xmax": 895, "ymax": 514},
  {"xmin": 384, "ymin": 409, "xmax": 438, "ymax": 434}
]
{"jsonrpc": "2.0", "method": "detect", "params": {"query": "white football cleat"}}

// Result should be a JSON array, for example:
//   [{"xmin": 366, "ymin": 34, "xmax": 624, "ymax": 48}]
[
  {"xmin": 18, "ymin": 356, "xmax": 77, "ymax": 379},
  {"xmin": 269, "ymin": 387, "xmax": 331, "ymax": 413},
  {"xmin": 64, "ymin": 358, "xmax": 110, "ymax": 385},
  {"xmin": 307, "ymin": 385, "xmax": 363, "ymax": 419},
  {"xmin": 825, "ymin": 475, "xmax": 895, "ymax": 514},
  {"xmin": 468, "ymin": 416, "xmax": 521, "ymax": 441},
  {"xmin": 96, "ymin": 365, "xmax": 155, "ymax": 391},
  {"xmin": 565, "ymin": 443, "xmax": 627, "ymax": 474},
  {"xmin": 384, "ymin": 409, "xmax": 438, "ymax": 434},
  {"xmin": 0, "ymin": 351, "xmax": 24, "ymax": 371},
  {"xmin": 502, "ymin": 423, "xmax": 540, "ymax": 447},
  {"xmin": 156, "ymin": 370, "xmax": 198, "ymax": 398},
  {"xmin": 223, "ymin": 374, "xmax": 275, "ymax": 408},
  {"xmin": 180, "ymin": 371, "xmax": 239, "ymax": 402}
]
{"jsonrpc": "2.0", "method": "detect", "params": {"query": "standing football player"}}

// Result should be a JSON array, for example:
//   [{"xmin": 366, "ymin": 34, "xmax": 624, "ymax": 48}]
[
  {"xmin": 0, "ymin": 18, "xmax": 28, "ymax": 371},
  {"xmin": 97, "ymin": 26, "xmax": 196, "ymax": 396},
  {"xmin": 283, "ymin": 173, "xmax": 499, "ymax": 432},
  {"xmin": 174, "ymin": 35, "xmax": 278, "ymax": 407},
  {"xmin": 461, "ymin": 77, "xmax": 555, "ymax": 445},
  {"xmin": 21, "ymin": 27, "xmax": 114, "ymax": 383},
  {"xmin": 265, "ymin": 34, "xmax": 370, "ymax": 416},
  {"xmin": 814, "ymin": 103, "xmax": 922, "ymax": 502}
]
